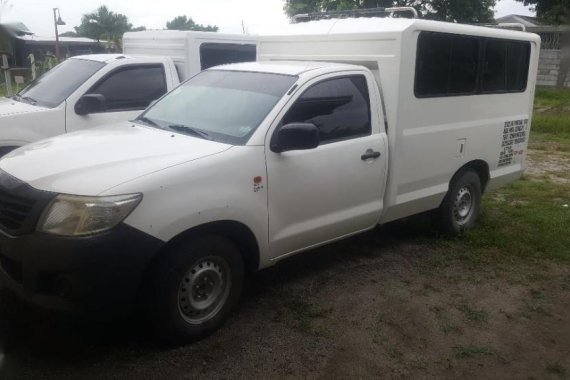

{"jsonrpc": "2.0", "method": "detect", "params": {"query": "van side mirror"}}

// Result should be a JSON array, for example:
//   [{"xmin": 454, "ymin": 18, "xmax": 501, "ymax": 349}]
[
  {"xmin": 270, "ymin": 123, "xmax": 320, "ymax": 153},
  {"xmin": 75, "ymin": 94, "xmax": 106, "ymax": 116}
]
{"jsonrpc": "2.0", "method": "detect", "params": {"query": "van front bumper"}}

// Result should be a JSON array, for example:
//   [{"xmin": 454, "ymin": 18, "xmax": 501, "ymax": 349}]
[{"xmin": 0, "ymin": 224, "xmax": 163, "ymax": 316}]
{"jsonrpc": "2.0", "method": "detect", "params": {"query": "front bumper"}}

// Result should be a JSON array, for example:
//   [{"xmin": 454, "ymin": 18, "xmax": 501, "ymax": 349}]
[{"xmin": 0, "ymin": 223, "xmax": 164, "ymax": 316}]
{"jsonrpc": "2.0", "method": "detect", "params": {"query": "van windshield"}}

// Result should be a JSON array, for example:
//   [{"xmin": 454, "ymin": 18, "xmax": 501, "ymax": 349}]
[
  {"xmin": 137, "ymin": 70, "xmax": 297, "ymax": 145},
  {"xmin": 15, "ymin": 59, "xmax": 105, "ymax": 108}
]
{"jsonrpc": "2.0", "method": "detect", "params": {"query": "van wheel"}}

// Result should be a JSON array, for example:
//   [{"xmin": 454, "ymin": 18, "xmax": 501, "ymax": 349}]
[
  {"xmin": 439, "ymin": 170, "xmax": 482, "ymax": 235},
  {"xmin": 146, "ymin": 235, "xmax": 244, "ymax": 344}
]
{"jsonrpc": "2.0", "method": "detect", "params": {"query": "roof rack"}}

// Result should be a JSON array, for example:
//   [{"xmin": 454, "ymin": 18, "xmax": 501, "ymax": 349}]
[
  {"xmin": 479, "ymin": 23, "xmax": 527, "ymax": 32},
  {"xmin": 292, "ymin": 7, "xmax": 418, "ymax": 23}
]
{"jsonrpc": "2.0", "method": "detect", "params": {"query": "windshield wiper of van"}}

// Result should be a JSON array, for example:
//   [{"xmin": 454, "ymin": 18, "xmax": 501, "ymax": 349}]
[
  {"xmin": 167, "ymin": 124, "xmax": 212, "ymax": 141},
  {"xmin": 11, "ymin": 94, "xmax": 37, "ymax": 105},
  {"xmin": 135, "ymin": 116, "xmax": 162, "ymax": 128}
]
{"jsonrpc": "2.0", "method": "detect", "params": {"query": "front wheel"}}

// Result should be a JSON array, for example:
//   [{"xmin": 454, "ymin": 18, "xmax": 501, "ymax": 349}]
[
  {"xmin": 145, "ymin": 235, "xmax": 244, "ymax": 344},
  {"xmin": 438, "ymin": 170, "xmax": 482, "ymax": 235}
]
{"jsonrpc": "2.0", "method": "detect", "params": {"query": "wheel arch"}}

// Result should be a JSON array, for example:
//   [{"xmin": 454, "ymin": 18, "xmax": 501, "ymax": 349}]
[
  {"xmin": 153, "ymin": 220, "xmax": 260, "ymax": 274},
  {"xmin": 452, "ymin": 159, "xmax": 490, "ymax": 193}
]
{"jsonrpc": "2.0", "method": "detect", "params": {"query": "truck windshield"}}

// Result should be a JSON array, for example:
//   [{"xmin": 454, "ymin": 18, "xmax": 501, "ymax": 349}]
[
  {"xmin": 137, "ymin": 70, "xmax": 297, "ymax": 145},
  {"xmin": 15, "ymin": 59, "xmax": 105, "ymax": 108}
]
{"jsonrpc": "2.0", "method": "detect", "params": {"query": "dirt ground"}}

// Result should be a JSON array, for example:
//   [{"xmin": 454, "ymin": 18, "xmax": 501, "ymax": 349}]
[{"xmin": 0, "ymin": 152, "xmax": 569, "ymax": 380}]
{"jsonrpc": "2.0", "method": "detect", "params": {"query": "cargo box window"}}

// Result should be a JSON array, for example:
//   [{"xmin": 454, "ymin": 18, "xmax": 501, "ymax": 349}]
[
  {"xmin": 415, "ymin": 31, "xmax": 531, "ymax": 98},
  {"xmin": 415, "ymin": 32, "xmax": 480, "ymax": 97},
  {"xmin": 282, "ymin": 75, "xmax": 371, "ymax": 144},
  {"xmin": 200, "ymin": 43, "xmax": 256, "ymax": 70},
  {"xmin": 482, "ymin": 40, "xmax": 531, "ymax": 93}
]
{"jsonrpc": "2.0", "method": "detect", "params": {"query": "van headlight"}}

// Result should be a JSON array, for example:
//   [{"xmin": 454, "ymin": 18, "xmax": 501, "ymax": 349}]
[{"xmin": 38, "ymin": 194, "xmax": 142, "ymax": 236}]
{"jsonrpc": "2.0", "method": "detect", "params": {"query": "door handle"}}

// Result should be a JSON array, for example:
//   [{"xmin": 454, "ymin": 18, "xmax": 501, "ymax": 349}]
[{"xmin": 361, "ymin": 149, "xmax": 381, "ymax": 161}]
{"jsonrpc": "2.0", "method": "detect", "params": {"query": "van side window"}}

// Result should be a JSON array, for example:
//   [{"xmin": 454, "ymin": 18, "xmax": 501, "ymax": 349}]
[
  {"xmin": 282, "ymin": 75, "xmax": 371, "ymax": 144},
  {"xmin": 87, "ymin": 65, "xmax": 167, "ymax": 112},
  {"xmin": 415, "ymin": 33, "xmax": 480, "ymax": 97},
  {"xmin": 415, "ymin": 31, "xmax": 531, "ymax": 98},
  {"xmin": 200, "ymin": 43, "xmax": 256, "ymax": 70},
  {"xmin": 482, "ymin": 40, "xmax": 531, "ymax": 93}
]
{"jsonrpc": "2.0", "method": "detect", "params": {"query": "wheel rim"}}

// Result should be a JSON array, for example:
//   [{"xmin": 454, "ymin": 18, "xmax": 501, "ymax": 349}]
[
  {"xmin": 178, "ymin": 256, "xmax": 231, "ymax": 325},
  {"xmin": 453, "ymin": 185, "xmax": 474, "ymax": 226}
]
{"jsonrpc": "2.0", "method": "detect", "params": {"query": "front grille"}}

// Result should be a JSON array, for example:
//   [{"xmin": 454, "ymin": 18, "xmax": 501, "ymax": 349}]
[
  {"xmin": 0, "ymin": 170, "xmax": 55, "ymax": 236},
  {"xmin": 0, "ymin": 188, "xmax": 36, "ymax": 231}
]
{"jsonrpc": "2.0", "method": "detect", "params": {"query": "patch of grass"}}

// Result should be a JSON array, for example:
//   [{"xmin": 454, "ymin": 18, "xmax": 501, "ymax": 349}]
[
  {"xmin": 456, "ymin": 300, "xmax": 489, "ymax": 323},
  {"xmin": 430, "ymin": 306, "xmax": 463, "ymax": 334},
  {"xmin": 523, "ymin": 289, "xmax": 551, "ymax": 317},
  {"xmin": 439, "ymin": 318, "xmax": 463, "ymax": 335},
  {"xmin": 546, "ymin": 362, "xmax": 566, "ymax": 377},
  {"xmin": 372, "ymin": 313, "xmax": 388, "ymax": 344},
  {"xmin": 532, "ymin": 115, "xmax": 570, "ymax": 140},
  {"xmin": 531, "ymin": 86, "xmax": 570, "ymax": 145},
  {"xmin": 462, "ymin": 179, "xmax": 570, "ymax": 263},
  {"xmin": 409, "ymin": 359, "xmax": 429, "ymax": 370},
  {"xmin": 283, "ymin": 298, "xmax": 333, "ymax": 337},
  {"xmin": 387, "ymin": 347, "xmax": 403, "ymax": 360},
  {"xmin": 453, "ymin": 345, "xmax": 497, "ymax": 360},
  {"xmin": 534, "ymin": 86, "xmax": 570, "ymax": 109}
]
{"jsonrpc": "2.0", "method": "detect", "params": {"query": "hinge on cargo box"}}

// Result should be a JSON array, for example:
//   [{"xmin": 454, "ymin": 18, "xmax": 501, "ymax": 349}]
[{"xmin": 292, "ymin": 6, "xmax": 418, "ymax": 23}]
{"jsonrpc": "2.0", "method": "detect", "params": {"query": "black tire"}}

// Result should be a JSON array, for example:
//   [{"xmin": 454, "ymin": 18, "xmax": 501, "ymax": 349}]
[
  {"xmin": 438, "ymin": 169, "xmax": 482, "ymax": 235},
  {"xmin": 145, "ymin": 235, "xmax": 244, "ymax": 344}
]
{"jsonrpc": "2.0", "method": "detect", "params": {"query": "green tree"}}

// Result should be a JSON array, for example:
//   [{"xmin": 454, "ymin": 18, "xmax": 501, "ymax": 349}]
[
  {"xmin": 59, "ymin": 31, "xmax": 78, "ymax": 37},
  {"xmin": 74, "ymin": 6, "xmax": 140, "ymax": 48},
  {"xmin": 514, "ymin": 0, "xmax": 569, "ymax": 24},
  {"xmin": 166, "ymin": 16, "xmax": 219, "ymax": 31},
  {"xmin": 283, "ymin": 0, "xmax": 497, "ymax": 23}
]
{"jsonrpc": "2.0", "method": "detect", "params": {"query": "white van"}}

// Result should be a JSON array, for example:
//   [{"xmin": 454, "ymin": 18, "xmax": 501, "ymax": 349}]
[
  {"xmin": 0, "ymin": 31, "xmax": 256, "ymax": 155},
  {"xmin": 0, "ymin": 18, "xmax": 539, "ymax": 343}
]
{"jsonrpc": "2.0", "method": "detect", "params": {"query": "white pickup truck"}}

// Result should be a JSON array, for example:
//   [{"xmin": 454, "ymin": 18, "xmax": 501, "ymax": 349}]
[
  {"xmin": 0, "ymin": 18, "xmax": 539, "ymax": 343},
  {"xmin": 0, "ymin": 31, "xmax": 256, "ymax": 156}
]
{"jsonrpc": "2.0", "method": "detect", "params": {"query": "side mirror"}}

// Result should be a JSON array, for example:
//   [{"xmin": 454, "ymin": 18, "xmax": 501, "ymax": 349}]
[
  {"xmin": 270, "ymin": 123, "xmax": 320, "ymax": 153},
  {"xmin": 75, "ymin": 94, "xmax": 106, "ymax": 116}
]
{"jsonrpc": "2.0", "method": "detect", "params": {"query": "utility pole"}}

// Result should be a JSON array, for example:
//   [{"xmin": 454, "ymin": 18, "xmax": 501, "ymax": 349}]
[{"xmin": 53, "ymin": 8, "xmax": 66, "ymax": 60}]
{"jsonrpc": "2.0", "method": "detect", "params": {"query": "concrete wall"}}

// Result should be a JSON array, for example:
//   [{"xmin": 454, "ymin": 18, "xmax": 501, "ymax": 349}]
[{"xmin": 537, "ymin": 49, "xmax": 570, "ymax": 87}]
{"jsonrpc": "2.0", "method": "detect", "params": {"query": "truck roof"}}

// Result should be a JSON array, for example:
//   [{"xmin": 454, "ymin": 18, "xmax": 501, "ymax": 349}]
[
  {"xmin": 212, "ymin": 60, "xmax": 364, "ymax": 76},
  {"xmin": 70, "ymin": 54, "xmax": 130, "ymax": 63},
  {"xmin": 70, "ymin": 54, "xmax": 173, "ymax": 64},
  {"xmin": 260, "ymin": 17, "xmax": 539, "ymax": 42}
]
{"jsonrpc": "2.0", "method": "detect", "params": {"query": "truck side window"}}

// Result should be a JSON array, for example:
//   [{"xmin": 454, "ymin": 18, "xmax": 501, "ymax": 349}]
[
  {"xmin": 200, "ymin": 43, "xmax": 257, "ymax": 70},
  {"xmin": 87, "ymin": 65, "xmax": 167, "ymax": 112},
  {"xmin": 282, "ymin": 76, "xmax": 371, "ymax": 144},
  {"xmin": 415, "ymin": 32, "xmax": 480, "ymax": 97},
  {"xmin": 415, "ymin": 31, "xmax": 531, "ymax": 98},
  {"xmin": 482, "ymin": 40, "xmax": 530, "ymax": 93}
]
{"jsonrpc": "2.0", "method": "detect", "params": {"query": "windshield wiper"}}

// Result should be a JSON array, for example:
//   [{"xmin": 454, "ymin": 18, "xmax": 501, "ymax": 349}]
[
  {"xmin": 11, "ymin": 94, "xmax": 37, "ymax": 105},
  {"xmin": 21, "ymin": 96, "xmax": 37, "ymax": 105},
  {"xmin": 135, "ymin": 116, "xmax": 162, "ymax": 128},
  {"xmin": 168, "ymin": 124, "xmax": 212, "ymax": 140}
]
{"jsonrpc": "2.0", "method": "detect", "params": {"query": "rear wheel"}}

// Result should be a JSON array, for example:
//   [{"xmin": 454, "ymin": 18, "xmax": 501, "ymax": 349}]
[
  {"xmin": 145, "ymin": 235, "xmax": 244, "ymax": 344},
  {"xmin": 439, "ymin": 170, "xmax": 482, "ymax": 235}
]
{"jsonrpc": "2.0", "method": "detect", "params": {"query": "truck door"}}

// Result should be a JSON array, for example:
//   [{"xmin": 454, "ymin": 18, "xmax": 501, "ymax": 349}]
[
  {"xmin": 65, "ymin": 64, "xmax": 168, "ymax": 132},
  {"xmin": 266, "ymin": 72, "xmax": 388, "ymax": 258}
]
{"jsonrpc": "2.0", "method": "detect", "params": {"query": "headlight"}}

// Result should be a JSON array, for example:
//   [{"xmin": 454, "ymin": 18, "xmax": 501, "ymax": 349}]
[{"xmin": 38, "ymin": 193, "xmax": 142, "ymax": 236}]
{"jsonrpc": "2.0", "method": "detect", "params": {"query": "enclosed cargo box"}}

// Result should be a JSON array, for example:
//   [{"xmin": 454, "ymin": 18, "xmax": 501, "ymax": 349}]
[{"xmin": 123, "ymin": 30, "xmax": 257, "ymax": 81}]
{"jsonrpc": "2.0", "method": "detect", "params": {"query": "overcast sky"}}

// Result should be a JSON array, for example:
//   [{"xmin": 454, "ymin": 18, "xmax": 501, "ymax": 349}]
[{"xmin": 1, "ymin": 0, "xmax": 534, "ymax": 37}]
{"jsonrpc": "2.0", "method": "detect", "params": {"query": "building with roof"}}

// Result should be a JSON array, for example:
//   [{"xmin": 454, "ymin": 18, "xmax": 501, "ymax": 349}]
[
  {"xmin": 495, "ymin": 14, "xmax": 545, "ymax": 28},
  {"xmin": 0, "ymin": 22, "xmax": 107, "ymax": 68}
]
